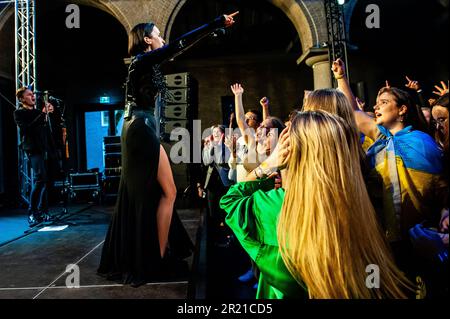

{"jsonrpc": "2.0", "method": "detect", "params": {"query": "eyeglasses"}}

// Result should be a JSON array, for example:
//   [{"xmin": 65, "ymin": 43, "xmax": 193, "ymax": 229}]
[{"xmin": 245, "ymin": 116, "xmax": 257, "ymax": 121}]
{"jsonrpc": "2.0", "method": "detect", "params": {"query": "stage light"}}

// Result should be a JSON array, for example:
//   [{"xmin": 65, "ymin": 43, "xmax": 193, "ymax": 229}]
[{"xmin": 337, "ymin": 0, "xmax": 346, "ymax": 5}]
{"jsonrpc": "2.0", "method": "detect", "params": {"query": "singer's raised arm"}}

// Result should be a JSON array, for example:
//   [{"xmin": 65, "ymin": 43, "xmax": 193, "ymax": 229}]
[{"xmin": 135, "ymin": 14, "xmax": 232, "ymax": 67}]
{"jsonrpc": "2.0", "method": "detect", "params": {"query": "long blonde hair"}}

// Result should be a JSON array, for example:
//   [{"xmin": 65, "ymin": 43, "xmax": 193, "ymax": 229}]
[
  {"xmin": 303, "ymin": 88, "xmax": 365, "ymax": 161},
  {"xmin": 303, "ymin": 89, "xmax": 355, "ymax": 120},
  {"xmin": 277, "ymin": 111, "xmax": 412, "ymax": 299}
]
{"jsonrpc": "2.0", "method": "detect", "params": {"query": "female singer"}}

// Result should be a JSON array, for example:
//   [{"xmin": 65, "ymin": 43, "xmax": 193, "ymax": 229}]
[{"xmin": 98, "ymin": 12, "xmax": 237, "ymax": 286}]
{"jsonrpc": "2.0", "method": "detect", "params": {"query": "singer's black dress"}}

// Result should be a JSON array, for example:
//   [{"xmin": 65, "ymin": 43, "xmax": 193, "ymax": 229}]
[{"xmin": 98, "ymin": 15, "xmax": 227, "ymax": 285}]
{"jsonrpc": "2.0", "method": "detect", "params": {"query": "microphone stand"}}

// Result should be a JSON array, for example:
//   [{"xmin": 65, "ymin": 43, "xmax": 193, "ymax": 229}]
[
  {"xmin": 50, "ymin": 98, "xmax": 72, "ymax": 223},
  {"xmin": 39, "ymin": 95, "xmax": 72, "ymax": 225},
  {"xmin": 43, "ymin": 91, "xmax": 53, "ymax": 135},
  {"xmin": 48, "ymin": 97, "xmax": 92, "ymax": 227},
  {"xmin": 59, "ymin": 104, "xmax": 69, "ymax": 216}
]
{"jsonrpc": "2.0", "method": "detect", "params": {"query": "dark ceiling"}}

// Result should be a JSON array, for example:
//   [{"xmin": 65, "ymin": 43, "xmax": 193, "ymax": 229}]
[{"xmin": 169, "ymin": 0, "xmax": 301, "ymax": 59}]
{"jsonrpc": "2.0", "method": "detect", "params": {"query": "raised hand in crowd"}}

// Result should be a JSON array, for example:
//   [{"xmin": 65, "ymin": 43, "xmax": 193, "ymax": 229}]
[
  {"xmin": 259, "ymin": 96, "xmax": 271, "ymax": 121},
  {"xmin": 384, "ymin": 80, "xmax": 391, "ymax": 89},
  {"xmin": 231, "ymin": 83, "xmax": 244, "ymax": 96},
  {"xmin": 224, "ymin": 134, "xmax": 238, "ymax": 157},
  {"xmin": 229, "ymin": 112, "xmax": 235, "ymax": 127},
  {"xmin": 433, "ymin": 81, "xmax": 449, "ymax": 97},
  {"xmin": 225, "ymin": 112, "xmax": 237, "ymax": 156},
  {"xmin": 224, "ymin": 133, "xmax": 235, "ymax": 149},
  {"xmin": 405, "ymin": 76, "xmax": 430, "ymax": 109},
  {"xmin": 331, "ymin": 58, "xmax": 346, "ymax": 79},
  {"xmin": 260, "ymin": 97, "xmax": 269, "ymax": 108},
  {"xmin": 230, "ymin": 82, "xmax": 258, "ymax": 147},
  {"xmin": 331, "ymin": 58, "xmax": 358, "ymax": 111},
  {"xmin": 356, "ymin": 97, "xmax": 365, "ymax": 111},
  {"xmin": 405, "ymin": 76, "xmax": 420, "ymax": 91}
]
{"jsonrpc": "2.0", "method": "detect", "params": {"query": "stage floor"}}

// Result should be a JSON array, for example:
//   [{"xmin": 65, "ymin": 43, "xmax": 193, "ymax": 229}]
[{"xmin": 0, "ymin": 204, "xmax": 200, "ymax": 299}]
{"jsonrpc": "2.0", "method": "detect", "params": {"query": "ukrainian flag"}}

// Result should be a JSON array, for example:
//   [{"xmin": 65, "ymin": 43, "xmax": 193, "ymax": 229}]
[
  {"xmin": 360, "ymin": 133, "xmax": 375, "ymax": 152},
  {"xmin": 366, "ymin": 125, "xmax": 446, "ymax": 242}
]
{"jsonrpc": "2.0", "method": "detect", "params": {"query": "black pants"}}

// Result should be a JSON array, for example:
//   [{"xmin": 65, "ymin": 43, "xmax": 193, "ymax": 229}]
[{"xmin": 28, "ymin": 152, "xmax": 59, "ymax": 214}]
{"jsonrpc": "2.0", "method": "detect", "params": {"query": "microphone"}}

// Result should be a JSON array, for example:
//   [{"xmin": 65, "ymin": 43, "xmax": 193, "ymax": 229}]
[
  {"xmin": 49, "ymin": 96, "xmax": 63, "ymax": 103},
  {"xmin": 210, "ymin": 28, "xmax": 226, "ymax": 38},
  {"xmin": 34, "ymin": 90, "xmax": 55, "ymax": 93},
  {"xmin": 34, "ymin": 90, "xmax": 49, "ymax": 95}
]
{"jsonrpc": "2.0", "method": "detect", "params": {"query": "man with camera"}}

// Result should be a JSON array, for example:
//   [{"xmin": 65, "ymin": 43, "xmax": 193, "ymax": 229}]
[{"xmin": 14, "ymin": 87, "xmax": 63, "ymax": 227}]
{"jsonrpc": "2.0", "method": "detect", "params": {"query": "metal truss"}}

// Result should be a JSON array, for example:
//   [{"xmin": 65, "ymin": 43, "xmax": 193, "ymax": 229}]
[
  {"xmin": 324, "ymin": 0, "xmax": 349, "ymax": 87},
  {"xmin": 15, "ymin": 0, "xmax": 36, "ymax": 205}
]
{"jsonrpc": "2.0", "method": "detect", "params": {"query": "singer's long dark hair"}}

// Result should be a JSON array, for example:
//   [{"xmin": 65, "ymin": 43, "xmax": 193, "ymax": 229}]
[
  {"xmin": 128, "ymin": 22, "xmax": 154, "ymax": 56},
  {"xmin": 127, "ymin": 22, "xmax": 169, "ymax": 104}
]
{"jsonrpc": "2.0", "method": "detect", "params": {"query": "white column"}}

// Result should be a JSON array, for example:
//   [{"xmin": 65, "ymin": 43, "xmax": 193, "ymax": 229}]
[{"xmin": 306, "ymin": 54, "xmax": 332, "ymax": 90}]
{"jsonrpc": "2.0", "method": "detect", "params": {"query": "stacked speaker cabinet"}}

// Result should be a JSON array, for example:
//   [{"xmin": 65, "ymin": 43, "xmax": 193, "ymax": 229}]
[
  {"xmin": 161, "ymin": 73, "xmax": 198, "ymax": 194},
  {"xmin": 103, "ymin": 135, "xmax": 121, "ymax": 201}
]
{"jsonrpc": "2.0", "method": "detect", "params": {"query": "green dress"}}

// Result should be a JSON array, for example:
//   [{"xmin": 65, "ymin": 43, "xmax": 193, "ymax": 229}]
[{"xmin": 220, "ymin": 179, "xmax": 307, "ymax": 299}]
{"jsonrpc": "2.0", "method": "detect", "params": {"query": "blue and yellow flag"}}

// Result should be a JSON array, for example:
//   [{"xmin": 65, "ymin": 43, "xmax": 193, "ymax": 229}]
[{"xmin": 366, "ymin": 125, "xmax": 445, "ymax": 242}]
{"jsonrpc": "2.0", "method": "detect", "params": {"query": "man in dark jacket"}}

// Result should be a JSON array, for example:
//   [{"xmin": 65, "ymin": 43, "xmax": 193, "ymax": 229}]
[{"xmin": 14, "ymin": 87, "xmax": 62, "ymax": 226}]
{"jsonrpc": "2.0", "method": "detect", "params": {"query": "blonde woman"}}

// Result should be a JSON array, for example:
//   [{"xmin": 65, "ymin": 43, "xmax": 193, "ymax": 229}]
[
  {"xmin": 303, "ymin": 88, "xmax": 367, "ymax": 163},
  {"xmin": 245, "ymin": 90, "xmax": 374, "ymax": 198},
  {"xmin": 301, "ymin": 89, "xmax": 384, "ymax": 214},
  {"xmin": 220, "ymin": 111, "xmax": 412, "ymax": 299},
  {"xmin": 246, "ymin": 89, "xmax": 364, "ymax": 183}
]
